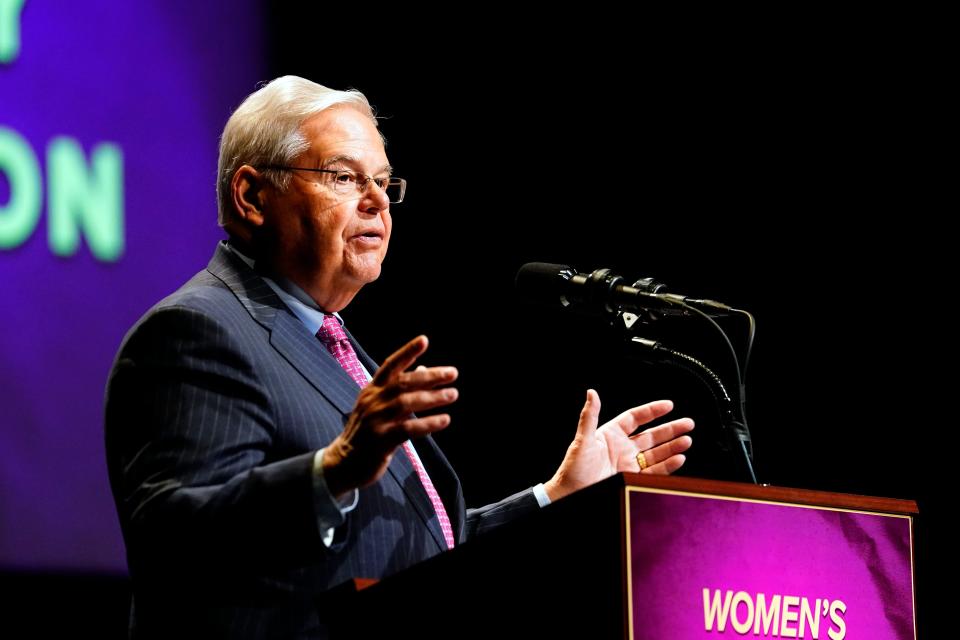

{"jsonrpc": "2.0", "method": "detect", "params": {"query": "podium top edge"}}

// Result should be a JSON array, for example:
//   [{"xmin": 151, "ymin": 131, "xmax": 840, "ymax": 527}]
[{"xmin": 618, "ymin": 473, "xmax": 919, "ymax": 515}]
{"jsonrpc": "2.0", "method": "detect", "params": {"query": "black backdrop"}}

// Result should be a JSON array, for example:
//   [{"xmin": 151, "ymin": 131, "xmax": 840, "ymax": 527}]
[
  {"xmin": 264, "ymin": 9, "xmax": 944, "ymax": 633},
  {"xmin": 264, "ymin": 14, "xmax": 942, "ymax": 500}
]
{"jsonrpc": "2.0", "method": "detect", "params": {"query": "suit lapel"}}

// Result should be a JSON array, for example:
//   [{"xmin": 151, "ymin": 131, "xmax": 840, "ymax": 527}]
[
  {"xmin": 206, "ymin": 243, "xmax": 357, "ymax": 415},
  {"xmin": 382, "ymin": 438, "xmax": 448, "ymax": 551},
  {"xmin": 208, "ymin": 243, "xmax": 451, "ymax": 550},
  {"xmin": 410, "ymin": 436, "xmax": 465, "ymax": 541},
  {"xmin": 269, "ymin": 314, "xmax": 359, "ymax": 415}
]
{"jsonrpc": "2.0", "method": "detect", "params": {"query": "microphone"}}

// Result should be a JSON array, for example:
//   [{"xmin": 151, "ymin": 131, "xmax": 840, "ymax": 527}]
[{"xmin": 515, "ymin": 263, "xmax": 733, "ymax": 315}]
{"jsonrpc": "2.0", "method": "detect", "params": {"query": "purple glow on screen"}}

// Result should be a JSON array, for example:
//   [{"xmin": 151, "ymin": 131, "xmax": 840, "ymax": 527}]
[{"xmin": 1, "ymin": 1, "xmax": 265, "ymax": 572}]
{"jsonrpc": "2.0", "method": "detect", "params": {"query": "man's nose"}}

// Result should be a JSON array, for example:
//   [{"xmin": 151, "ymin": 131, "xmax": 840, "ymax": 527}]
[{"xmin": 360, "ymin": 180, "xmax": 390, "ymax": 213}]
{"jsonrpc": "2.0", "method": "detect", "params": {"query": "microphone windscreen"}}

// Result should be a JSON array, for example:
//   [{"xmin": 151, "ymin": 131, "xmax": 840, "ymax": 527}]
[{"xmin": 515, "ymin": 262, "xmax": 575, "ymax": 304}]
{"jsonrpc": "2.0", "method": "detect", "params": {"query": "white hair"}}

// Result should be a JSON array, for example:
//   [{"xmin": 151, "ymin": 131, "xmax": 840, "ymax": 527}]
[{"xmin": 217, "ymin": 75, "xmax": 378, "ymax": 226}]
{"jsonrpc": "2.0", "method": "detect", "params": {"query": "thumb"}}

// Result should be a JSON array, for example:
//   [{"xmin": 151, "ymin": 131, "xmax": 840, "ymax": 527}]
[{"xmin": 576, "ymin": 389, "xmax": 601, "ymax": 439}]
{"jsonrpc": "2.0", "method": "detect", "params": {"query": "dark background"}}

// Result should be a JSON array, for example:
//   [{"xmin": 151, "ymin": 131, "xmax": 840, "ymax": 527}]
[
  {"xmin": 7, "ymin": 8, "xmax": 944, "ymax": 636},
  {"xmin": 264, "ymin": 11, "xmax": 944, "ymax": 636}
]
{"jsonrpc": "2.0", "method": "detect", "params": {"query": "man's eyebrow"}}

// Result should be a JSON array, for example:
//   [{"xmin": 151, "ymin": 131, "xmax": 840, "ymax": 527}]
[{"xmin": 322, "ymin": 154, "xmax": 393, "ymax": 175}]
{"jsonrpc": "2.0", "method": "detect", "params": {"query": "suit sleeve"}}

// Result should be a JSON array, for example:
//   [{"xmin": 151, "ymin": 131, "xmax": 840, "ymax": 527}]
[
  {"xmin": 105, "ymin": 304, "xmax": 330, "ymax": 577},
  {"xmin": 463, "ymin": 488, "xmax": 542, "ymax": 539}
]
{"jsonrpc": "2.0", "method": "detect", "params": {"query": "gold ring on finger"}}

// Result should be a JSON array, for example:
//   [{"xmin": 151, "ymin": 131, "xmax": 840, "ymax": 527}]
[{"xmin": 636, "ymin": 450, "xmax": 648, "ymax": 471}]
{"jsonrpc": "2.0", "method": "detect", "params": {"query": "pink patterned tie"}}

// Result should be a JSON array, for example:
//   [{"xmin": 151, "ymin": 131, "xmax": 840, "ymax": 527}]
[{"xmin": 316, "ymin": 315, "xmax": 456, "ymax": 549}]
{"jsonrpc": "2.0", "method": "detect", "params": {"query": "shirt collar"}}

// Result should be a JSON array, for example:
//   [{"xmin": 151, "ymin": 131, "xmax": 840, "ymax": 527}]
[{"xmin": 225, "ymin": 241, "xmax": 344, "ymax": 335}]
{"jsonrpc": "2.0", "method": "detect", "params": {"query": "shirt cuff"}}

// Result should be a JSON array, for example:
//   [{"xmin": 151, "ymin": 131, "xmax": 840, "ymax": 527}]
[
  {"xmin": 312, "ymin": 448, "xmax": 359, "ymax": 547},
  {"xmin": 532, "ymin": 482, "xmax": 552, "ymax": 508}
]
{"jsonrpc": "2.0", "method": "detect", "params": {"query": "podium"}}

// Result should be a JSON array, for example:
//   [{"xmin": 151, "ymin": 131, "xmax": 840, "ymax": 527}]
[{"xmin": 325, "ymin": 474, "xmax": 917, "ymax": 639}]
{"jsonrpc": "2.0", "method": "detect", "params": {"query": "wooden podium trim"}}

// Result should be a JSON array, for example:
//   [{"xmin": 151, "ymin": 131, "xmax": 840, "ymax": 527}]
[{"xmin": 620, "ymin": 472, "xmax": 918, "ymax": 515}]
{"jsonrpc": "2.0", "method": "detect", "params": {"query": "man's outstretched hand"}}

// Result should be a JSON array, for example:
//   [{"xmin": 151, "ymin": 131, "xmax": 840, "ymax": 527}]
[{"xmin": 544, "ymin": 390, "xmax": 694, "ymax": 502}]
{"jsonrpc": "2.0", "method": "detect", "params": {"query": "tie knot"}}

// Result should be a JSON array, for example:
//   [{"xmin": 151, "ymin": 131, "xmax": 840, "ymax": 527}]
[
  {"xmin": 316, "ymin": 314, "xmax": 348, "ymax": 347},
  {"xmin": 316, "ymin": 314, "xmax": 369, "ymax": 389}
]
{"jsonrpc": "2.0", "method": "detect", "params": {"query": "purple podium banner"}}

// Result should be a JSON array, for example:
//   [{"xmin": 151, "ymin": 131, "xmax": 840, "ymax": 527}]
[{"xmin": 625, "ymin": 487, "xmax": 915, "ymax": 640}]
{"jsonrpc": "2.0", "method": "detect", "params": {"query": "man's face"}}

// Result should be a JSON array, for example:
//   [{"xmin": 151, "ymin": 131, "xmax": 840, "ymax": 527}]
[{"xmin": 260, "ymin": 106, "xmax": 393, "ymax": 311}]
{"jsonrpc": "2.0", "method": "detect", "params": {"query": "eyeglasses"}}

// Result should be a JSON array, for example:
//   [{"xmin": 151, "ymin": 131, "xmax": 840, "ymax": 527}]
[{"xmin": 260, "ymin": 165, "xmax": 406, "ymax": 204}]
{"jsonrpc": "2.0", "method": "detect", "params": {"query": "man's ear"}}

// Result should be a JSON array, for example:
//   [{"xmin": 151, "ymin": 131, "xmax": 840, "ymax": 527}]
[{"xmin": 230, "ymin": 165, "xmax": 267, "ymax": 228}]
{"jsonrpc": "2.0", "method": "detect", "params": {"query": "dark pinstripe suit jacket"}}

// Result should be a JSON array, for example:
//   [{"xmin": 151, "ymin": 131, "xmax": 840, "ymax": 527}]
[{"xmin": 105, "ymin": 242, "xmax": 540, "ymax": 639}]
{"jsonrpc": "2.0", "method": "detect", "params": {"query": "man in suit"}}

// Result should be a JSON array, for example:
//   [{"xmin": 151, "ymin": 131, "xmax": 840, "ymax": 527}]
[{"xmin": 105, "ymin": 75, "xmax": 694, "ymax": 638}]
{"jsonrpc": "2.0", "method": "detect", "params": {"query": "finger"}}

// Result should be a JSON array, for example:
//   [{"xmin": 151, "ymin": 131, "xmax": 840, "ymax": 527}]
[
  {"xmin": 636, "ymin": 434, "xmax": 693, "ymax": 471},
  {"xmin": 575, "ymin": 389, "xmax": 601, "ymax": 439},
  {"xmin": 360, "ymin": 413, "xmax": 454, "ymax": 452},
  {"xmin": 368, "ymin": 388, "xmax": 459, "ymax": 424},
  {"xmin": 398, "ymin": 413, "xmax": 453, "ymax": 438},
  {"xmin": 400, "ymin": 387, "xmax": 459, "ymax": 414},
  {"xmin": 642, "ymin": 454, "xmax": 687, "ymax": 475},
  {"xmin": 373, "ymin": 335, "xmax": 429, "ymax": 384},
  {"xmin": 398, "ymin": 366, "xmax": 459, "ymax": 390},
  {"xmin": 630, "ymin": 418, "xmax": 695, "ymax": 451},
  {"xmin": 611, "ymin": 400, "xmax": 676, "ymax": 436}
]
